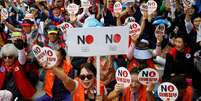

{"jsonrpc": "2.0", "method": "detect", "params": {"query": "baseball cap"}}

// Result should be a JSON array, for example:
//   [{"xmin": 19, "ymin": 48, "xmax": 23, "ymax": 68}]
[{"xmin": 21, "ymin": 19, "xmax": 34, "ymax": 27}]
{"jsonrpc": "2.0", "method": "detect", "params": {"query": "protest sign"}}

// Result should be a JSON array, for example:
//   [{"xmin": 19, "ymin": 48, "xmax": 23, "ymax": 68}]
[
  {"xmin": 115, "ymin": 67, "xmax": 131, "ymax": 88},
  {"xmin": 43, "ymin": 47, "xmax": 57, "ymax": 68},
  {"xmin": 138, "ymin": 68, "xmax": 159, "ymax": 85},
  {"xmin": 67, "ymin": 3, "xmax": 79, "ymax": 15},
  {"xmin": 140, "ymin": 3, "xmax": 148, "ymax": 15},
  {"xmin": 124, "ymin": 16, "xmax": 135, "ymax": 25},
  {"xmin": 183, "ymin": 0, "xmax": 192, "ymax": 8},
  {"xmin": 66, "ymin": 26, "xmax": 129, "ymax": 56},
  {"xmin": 113, "ymin": 2, "xmax": 122, "ymax": 13},
  {"xmin": 147, "ymin": 0, "xmax": 157, "ymax": 15},
  {"xmin": 32, "ymin": 45, "xmax": 47, "ymax": 66},
  {"xmin": 129, "ymin": 22, "xmax": 141, "ymax": 36},
  {"xmin": 81, "ymin": 0, "xmax": 91, "ymax": 8},
  {"xmin": 158, "ymin": 82, "xmax": 178, "ymax": 101},
  {"xmin": 1, "ymin": 8, "xmax": 8, "ymax": 21}
]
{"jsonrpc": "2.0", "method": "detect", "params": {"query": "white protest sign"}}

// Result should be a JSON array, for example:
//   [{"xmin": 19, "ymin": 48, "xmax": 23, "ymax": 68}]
[
  {"xmin": 1, "ymin": 8, "xmax": 8, "ymax": 20},
  {"xmin": 147, "ymin": 0, "xmax": 157, "ymax": 15},
  {"xmin": 67, "ymin": 3, "xmax": 79, "ymax": 15},
  {"xmin": 66, "ymin": 26, "xmax": 129, "ymax": 56},
  {"xmin": 58, "ymin": 22, "xmax": 73, "ymax": 33},
  {"xmin": 140, "ymin": 3, "xmax": 148, "ymax": 15},
  {"xmin": 32, "ymin": 45, "xmax": 47, "ymax": 65},
  {"xmin": 183, "ymin": 0, "xmax": 192, "ymax": 8},
  {"xmin": 43, "ymin": 47, "xmax": 57, "ymax": 68},
  {"xmin": 158, "ymin": 82, "xmax": 178, "ymax": 101},
  {"xmin": 129, "ymin": 22, "xmax": 141, "ymax": 35},
  {"xmin": 113, "ymin": 2, "xmax": 122, "ymax": 13},
  {"xmin": 115, "ymin": 67, "xmax": 131, "ymax": 88},
  {"xmin": 138, "ymin": 68, "xmax": 159, "ymax": 85},
  {"xmin": 155, "ymin": 24, "xmax": 165, "ymax": 37},
  {"xmin": 81, "ymin": 0, "xmax": 91, "ymax": 8},
  {"xmin": 124, "ymin": 16, "xmax": 135, "ymax": 25}
]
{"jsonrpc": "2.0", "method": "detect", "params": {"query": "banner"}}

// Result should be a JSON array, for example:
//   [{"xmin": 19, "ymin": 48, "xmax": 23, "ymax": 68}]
[{"xmin": 66, "ymin": 26, "xmax": 129, "ymax": 56}]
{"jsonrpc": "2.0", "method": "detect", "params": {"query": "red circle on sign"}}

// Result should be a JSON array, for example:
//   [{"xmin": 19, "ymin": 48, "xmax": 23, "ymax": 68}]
[
  {"xmin": 47, "ymin": 50, "xmax": 53, "ymax": 56},
  {"xmin": 123, "ymin": 71, "xmax": 128, "ymax": 77},
  {"xmin": 113, "ymin": 34, "xmax": 121, "ymax": 43},
  {"xmin": 149, "ymin": 71, "xmax": 156, "ymax": 77},
  {"xmin": 86, "ymin": 35, "xmax": 94, "ymax": 44},
  {"xmin": 168, "ymin": 85, "xmax": 174, "ymax": 92},
  {"xmin": 36, "ymin": 47, "xmax": 41, "ymax": 53}
]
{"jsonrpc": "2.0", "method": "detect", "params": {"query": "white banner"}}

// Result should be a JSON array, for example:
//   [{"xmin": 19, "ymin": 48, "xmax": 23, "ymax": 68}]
[{"xmin": 66, "ymin": 26, "xmax": 129, "ymax": 56}]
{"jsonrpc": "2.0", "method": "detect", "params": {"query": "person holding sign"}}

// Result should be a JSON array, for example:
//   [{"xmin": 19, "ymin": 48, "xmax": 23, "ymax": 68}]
[
  {"xmin": 127, "ymin": 36, "xmax": 162, "ymax": 72},
  {"xmin": 0, "ymin": 44, "xmax": 36, "ymax": 100},
  {"xmin": 108, "ymin": 68, "xmax": 152, "ymax": 101},
  {"xmin": 36, "ymin": 48, "xmax": 73, "ymax": 101},
  {"xmin": 147, "ymin": 75, "xmax": 193, "ymax": 101},
  {"xmin": 48, "ymin": 62, "xmax": 107, "ymax": 101}
]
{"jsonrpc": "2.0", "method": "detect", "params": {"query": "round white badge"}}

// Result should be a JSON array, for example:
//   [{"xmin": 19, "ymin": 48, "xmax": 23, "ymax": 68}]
[
  {"xmin": 147, "ymin": 0, "xmax": 157, "ymax": 15},
  {"xmin": 138, "ymin": 68, "xmax": 159, "ymax": 85},
  {"xmin": 113, "ymin": 2, "xmax": 122, "ymax": 13},
  {"xmin": 158, "ymin": 82, "xmax": 178, "ymax": 101},
  {"xmin": 67, "ymin": 3, "xmax": 79, "ymax": 15},
  {"xmin": 115, "ymin": 67, "xmax": 131, "ymax": 88},
  {"xmin": 129, "ymin": 22, "xmax": 141, "ymax": 36}
]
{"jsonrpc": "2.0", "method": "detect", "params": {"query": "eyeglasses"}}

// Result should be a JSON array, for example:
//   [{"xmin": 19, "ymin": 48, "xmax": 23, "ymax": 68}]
[
  {"xmin": 79, "ymin": 74, "xmax": 93, "ymax": 80},
  {"xmin": 3, "ymin": 56, "xmax": 14, "ymax": 60}
]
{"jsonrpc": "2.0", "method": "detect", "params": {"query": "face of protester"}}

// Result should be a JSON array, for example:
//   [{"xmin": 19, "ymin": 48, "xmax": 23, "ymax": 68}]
[
  {"xmin": 3, "ymin": 54, "xmax": 16, "ymax": 67},
  {"xmin": 79, "ymin": 67, "xmax": 95, "ymax": 89},
  {"xmin": 193, "ymin": 17, "xmax": 201, "ymax": 30},
  {"xmin": 48, "ymin": 32, "xmax": 58, "ymax": 42},
  {"xmin": 53, "ymin": 8, "xmax": 61, "ymax": 17},
  {"xmin": 54, "ymin": 0, "xmax": 64, "ymax": 7},
  {"xmin": 22, "ymin": 25, "xmax": 32, "ymax": 33},
  {"xmin": 175, "ymin": 37, "xmax": 185, "ymax": 52},
  {"xmin": 131, "ymin": 73, "xmax": 141, "ymax": 93},
  {"xmin": 55, "ymin": 50, "xmax": 64, "ymax": 66}
]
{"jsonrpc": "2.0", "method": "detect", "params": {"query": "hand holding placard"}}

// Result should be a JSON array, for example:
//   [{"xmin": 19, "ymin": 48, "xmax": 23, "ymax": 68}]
[
  {"xmin": 32, "ymin": 45, "xmax": 57, "ymax": 69},
  {"xmin": 138, "ymin": 68, "xmax": 159, "ymax": 85}
]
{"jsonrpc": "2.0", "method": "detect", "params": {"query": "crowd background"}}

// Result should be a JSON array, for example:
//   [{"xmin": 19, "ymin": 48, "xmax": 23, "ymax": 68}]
[{"xmin": 0, "ymin": 0, "xmax": 201, "ymax": 101}]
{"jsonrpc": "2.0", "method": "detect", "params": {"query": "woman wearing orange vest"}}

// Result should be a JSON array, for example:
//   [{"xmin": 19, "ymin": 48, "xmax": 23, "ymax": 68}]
[
  {"xmin": 107, "ymin": 68, "xmax": 149, "ymax": 101},
  {"xmin": 51, "ymin": 62, "xmax": 107, "ymax": 101},
  {"xmin": 36, "ymin": 48, "xmax": 73, "ymax": 101}
]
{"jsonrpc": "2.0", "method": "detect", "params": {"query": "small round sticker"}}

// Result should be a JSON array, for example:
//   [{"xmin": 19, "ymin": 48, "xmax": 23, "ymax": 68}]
[
  {"xmin": 129, "ymin": 22, "xmax": 141, "ymax": 36},
  {"xmin": 147, "ymin": 0, "xmax": 157, "ymax": 15},
  {"xmin": 158, "ymin": 82, "xmax": 178, "ymax": 101},
  {"xmin": 140, "ymin": 3, "xmax": 148, "ymax": 15},
  {"xmin": 138, "ymin": 68, "xmax": 159, "ymax": 85},
  {"xmin": 113, "ymin": 2, "xmax": 122, "ymax": 13},
  {"xmin": 67, "ymin": 3, "xmax": 79, "ymax": 15},
  {"xmin": 115, "ymin": 67, "xmax": 131, "ymax": 88}
]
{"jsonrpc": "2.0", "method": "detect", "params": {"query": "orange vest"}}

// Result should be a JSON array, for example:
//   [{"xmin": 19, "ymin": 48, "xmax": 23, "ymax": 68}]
[
  {"xmin": 121, "ymin": 86, "xmax": 147, "ymax": 101},
  {"xmin": 44, "ymin": 60, "xmax": 72, "ymax": 97},
  {"xmin": 73, "ymin": 78, "xmax": 105, "ymax": 101},
  {"xmin": 183, "ymin": 86, "xmax": 193, "ymax": 101}
]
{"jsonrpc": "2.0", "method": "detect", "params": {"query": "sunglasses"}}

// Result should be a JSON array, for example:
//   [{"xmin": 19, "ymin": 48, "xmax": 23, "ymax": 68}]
[
  {"xmin": 3, "ymin": 56, "xmax": 14, "ymax": 60},
  {"xmin": 79, "ymin": 74, "xmax": 93, "ymax": 80}
]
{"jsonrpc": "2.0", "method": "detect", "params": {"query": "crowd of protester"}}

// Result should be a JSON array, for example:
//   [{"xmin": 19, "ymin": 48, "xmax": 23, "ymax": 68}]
[{"xmin": 0, "ymin": 0, "xmax": 201, "ymax": 101}]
